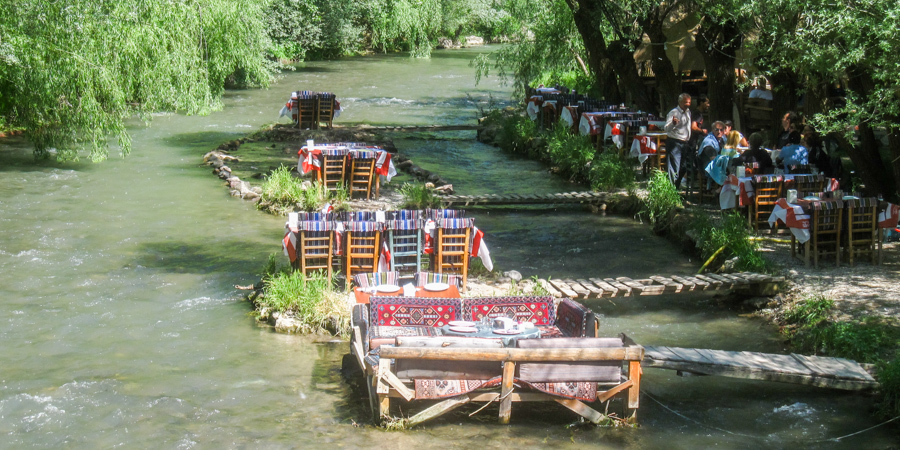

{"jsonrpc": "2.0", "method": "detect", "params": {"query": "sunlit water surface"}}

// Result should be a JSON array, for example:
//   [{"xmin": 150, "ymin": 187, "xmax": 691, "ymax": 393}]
[{"xmin": 0, "ymin": 48, "xmax": 895, "ymax": 448}]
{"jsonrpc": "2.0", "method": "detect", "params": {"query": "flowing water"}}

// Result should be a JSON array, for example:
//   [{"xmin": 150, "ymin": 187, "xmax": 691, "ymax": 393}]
[{"xmin": 0, "ymin": 48, "xmax": 895, "ymax": 448}]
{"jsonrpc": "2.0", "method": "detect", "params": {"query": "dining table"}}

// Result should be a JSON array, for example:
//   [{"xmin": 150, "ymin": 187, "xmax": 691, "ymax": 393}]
[
  {"xmin": 440, "ymin": 322, "xmax": 542, "ymax": 346},
  {"xmin": 353, "ymin": 284, "xmax": 460, "ymax": 304}
]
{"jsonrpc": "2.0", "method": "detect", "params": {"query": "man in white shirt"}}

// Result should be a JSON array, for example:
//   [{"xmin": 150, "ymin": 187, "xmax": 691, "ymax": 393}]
[{"xmin": 665, "ymin": 93, "xmax": 692, "ymax": 187}]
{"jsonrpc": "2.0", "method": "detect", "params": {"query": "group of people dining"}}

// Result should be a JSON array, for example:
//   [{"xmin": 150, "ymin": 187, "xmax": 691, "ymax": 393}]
[{"xmin": 665, "ymin": 92, "xmax": 843, "ymax": 192}]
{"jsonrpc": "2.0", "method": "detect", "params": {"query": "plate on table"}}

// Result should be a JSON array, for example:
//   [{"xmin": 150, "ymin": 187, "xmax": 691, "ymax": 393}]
[
  {"xmin": 448, "ymin": 320, "xmax": 476, "ymax": 327},
  {"xmin": 449, "ymin": 326, "xmax": 477, "ymax": 333},
  {"xmin": 373, "ymin": 284, "xmax": 400, "ymax": 293},
  {"xmin": 423, "ymin": 282, "xmax": 450, "ymax": 292},
  {"xmin": 493, "ymin": 329, "xmax": 522, "ymax": 335}
]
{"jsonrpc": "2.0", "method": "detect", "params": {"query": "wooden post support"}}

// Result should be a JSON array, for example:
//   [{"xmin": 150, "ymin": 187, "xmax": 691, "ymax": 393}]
[
  {"xmin": 628, "ymin": 360, "xmax": 641, "ymax": 410},
  {"xmin": 499, "ymin": 361, "xmax": 515, "ymax": 424}
]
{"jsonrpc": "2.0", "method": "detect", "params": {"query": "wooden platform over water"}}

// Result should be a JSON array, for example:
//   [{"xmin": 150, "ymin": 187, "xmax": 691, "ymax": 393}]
[
  {"xmin": 643, "ymin": 346, "xmax": 879, "ymax": 390},
  {"xmin": 535, "ymin": 272, "xmax": 783, "ymax": 299},
  {"xmin": 440, "ymin": 191, "xmax": 609, "ymax": 206}
]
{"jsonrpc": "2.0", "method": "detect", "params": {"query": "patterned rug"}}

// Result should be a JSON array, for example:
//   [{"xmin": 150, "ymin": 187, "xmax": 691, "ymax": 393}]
[
  {"xmin": 414, "ymin": 377, "xmax": 502, "ymax": 399},
  {"xmin": 463, "ymin": 296, "xmax": 555, "ymax": 325},
  {"xmin": 370, "ymin": 326, "xmax": 441, "ymax": 339},
  {"xmin": 518, "ymin": 380, "xmax": 598, "ymax": 402},
  {"xmin": 372, "ymin": 297, "xmax": 460, "ymax": 327}
]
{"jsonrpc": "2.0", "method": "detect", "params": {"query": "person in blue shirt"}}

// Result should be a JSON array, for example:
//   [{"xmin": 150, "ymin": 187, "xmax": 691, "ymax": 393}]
[{"xmin": 777, "ymin": 131, "xmax": 808, "ymax": 173}]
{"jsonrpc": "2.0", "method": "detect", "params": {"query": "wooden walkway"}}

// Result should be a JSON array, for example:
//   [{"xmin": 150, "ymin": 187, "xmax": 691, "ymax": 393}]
[
  {"xmin": 536, "ymin": 272, "xmax": 784, "ymax": 299},
  {"xmin": 643, "ymin": 346, "xmax": 879, "ymax": 390},
  {"xmin": 440, "ymin": 191, "xmax": 609, "ymax": 207},
  {"xmin": 339, "ymin": 125, "xmax": 481, "ymax": 132}
]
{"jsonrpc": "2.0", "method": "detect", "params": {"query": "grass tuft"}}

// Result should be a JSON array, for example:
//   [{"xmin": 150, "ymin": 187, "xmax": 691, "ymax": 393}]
[{"xmin": 399, "ymin": 183, "xmax": 443, "ymax": 209}]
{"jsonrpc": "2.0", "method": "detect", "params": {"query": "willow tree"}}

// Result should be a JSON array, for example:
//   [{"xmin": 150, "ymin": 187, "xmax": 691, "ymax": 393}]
[
  {"xmin": 0, "ymin": 0, "xmax": 273, "ymax": 161},
  {"xmin": 745, "ymin": 0, "xmax": 900, "ymax": 198}
]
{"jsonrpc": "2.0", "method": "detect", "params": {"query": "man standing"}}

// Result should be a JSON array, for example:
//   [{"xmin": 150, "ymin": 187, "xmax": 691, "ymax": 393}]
[{"xmin": 665, "ymin": 93, "xmax": 692, "ymax": 187}]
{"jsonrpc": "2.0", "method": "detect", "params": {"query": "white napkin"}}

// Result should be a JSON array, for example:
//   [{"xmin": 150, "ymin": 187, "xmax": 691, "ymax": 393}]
[{"xmin": 402, "ymin": 283, "xmax": 416, "ymax": 297}]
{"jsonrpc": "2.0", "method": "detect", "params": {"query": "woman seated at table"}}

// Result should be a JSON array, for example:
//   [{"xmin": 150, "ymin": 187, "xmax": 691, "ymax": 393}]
[
  {"xmin": 723, "ymin": 120, "xmax": 749, "ymax": 147},
  {"xmin": 721, "ymin": 130, "xmax": 743, "ymax": 158},
  {"xmin": 739, "ymin": 132, "xmax": 774, "ymax": 174},
  {"xmin": 776, "ymin": 131, "xmax": 808, "ymax": 173}
]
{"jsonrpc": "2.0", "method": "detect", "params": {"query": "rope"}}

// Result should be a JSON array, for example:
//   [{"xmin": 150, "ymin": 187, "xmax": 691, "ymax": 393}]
[
  {"xmin": 644, "ymin": 390, "xmax": 900, "ymax": 443},
  {"xmin": 468, "ymin": 389, "xmax": 514, "ymax": 417}
]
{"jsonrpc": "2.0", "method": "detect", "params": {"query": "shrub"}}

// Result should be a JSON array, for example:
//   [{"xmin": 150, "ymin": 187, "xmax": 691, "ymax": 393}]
[
  {"xmin": 260, "ymin": 164, "xmax": 306, "ymax": 209},
  {"xmin": 693, "ymin": 210, "xmax": 774, "ymax": 273},
  {"xmin": 258, "ymin": 270, "xmax": 350, "ymax": 336},
  {"xmin": 590, "ymin": 149, "xmax": 636, "ymax": 191},
  {"xmin": 545, "ymin": 122, "xmax": 595, "ymax": 178},
  {"xmin": 644, "ymin": 169, "xmax": 682, "ymax": 228}
]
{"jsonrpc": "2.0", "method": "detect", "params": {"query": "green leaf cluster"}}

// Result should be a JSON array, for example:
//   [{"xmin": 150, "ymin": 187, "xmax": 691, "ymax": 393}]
[{"xmin": 0, "ymin": 0, "xmax": 273, "ymax": 161}]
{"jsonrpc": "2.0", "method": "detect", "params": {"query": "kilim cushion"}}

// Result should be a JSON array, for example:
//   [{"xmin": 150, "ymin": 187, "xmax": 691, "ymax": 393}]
[
  {"xmin": 555, "ymin": 298, "xmax": 596, "ymax": 337},
  {"xmin": 517, "ymin": 337, "xmax": 624, "ymax": 383},
  {"xmin": 462, "ymin": 296, "xmax": 556, "ymax": 325},
  {"xmin": 370, "ymin": 297, "xmax": 460, "ymax": 327}
]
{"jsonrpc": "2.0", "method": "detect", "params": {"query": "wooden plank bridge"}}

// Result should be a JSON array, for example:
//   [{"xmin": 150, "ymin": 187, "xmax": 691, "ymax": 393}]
[
  {"xmin": 643, "ymin": 345, "xmax": 879, "ymax": 390},
  {"xmin": 440, "ymin": 191, "xmax": 610, "ymax": 207},
  {"xmin": 340, "ymin": 124, "xmax": 481, "ymax": 132},
  {"xmin": 535, "ymin": 272, "xmax": 784, "ymax": 299}
]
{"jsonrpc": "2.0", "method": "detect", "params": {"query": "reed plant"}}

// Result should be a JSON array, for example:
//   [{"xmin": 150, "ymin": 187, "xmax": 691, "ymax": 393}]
[
  {"xmin": 644, "ymin": 169, "xmax": 682, "ymax": 228},
  {"xmin": 260, "ymin": 164, "xmax": 306, "ymax": 208},
  {"xmin": 692, "ymin": 210, "xmax": 773, "ymax": 273},
  {"xmin": 257, "ymin": 269, "xmax": 350, "ymax": 337},
  {"xmin": 589, "ymin": 149, "xmax": 636, "ymax": 192},
  {"xmin": 545, "ymin": 122, "xmax": 594, "ymax": 178},
  {"xmin": 399, "ymin": 183, "xmax": 443, "ymax": 209}
]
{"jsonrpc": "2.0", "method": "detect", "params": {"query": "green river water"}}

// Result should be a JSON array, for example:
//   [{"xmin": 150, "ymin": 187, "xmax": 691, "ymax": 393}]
[{"xmin": 0, "ymin": 48, "xmax": 895, "ymax": 448}]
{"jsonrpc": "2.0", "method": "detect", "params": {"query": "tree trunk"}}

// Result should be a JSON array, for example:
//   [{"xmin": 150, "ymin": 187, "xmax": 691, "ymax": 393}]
[
  {"xmin": 844, "ymin": 67, "xmax": 895, "ymax": 197},
  {"xmin": 695, "ymin": 19, "xmax": 740, "ymax": 123},
  {"xmin": 642, "ymin": 12, "xmax": 679, "ymax": 115},
  {"xmin": 887, "ymin": 126, "xmax": 900, "ymax": 202},
  {"xmin": 768, "ymin": 69, "xmax": 800, "ymax": 142},
  {"xmin": 607, "ymin": 39, "xmax": 656, "ymax": 113},
  {"xmin": 566, "ymin": 0, "xmax": 620, "ymax": 102}
]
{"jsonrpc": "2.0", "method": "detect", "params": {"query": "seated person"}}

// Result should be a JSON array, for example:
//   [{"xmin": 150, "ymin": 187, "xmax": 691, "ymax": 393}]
[
  {"xmin": 802, "ymin": 125, "xmax": 832, "ymax": 175},
  {"xmin": 776, "ymin": 131, "xmax": 808, "ymax": 172},
  {"xmin": 775, "ymin": 111, "xmax": 800, "ymax": 150},
  {"xmin": 698, "ymin": 121, "xmax": 725, "ymax": 167},
  {"xmin": 723, "ymin": 120, "xmax": 749, "ymax": 147},
  {"xmin": 721, "ymin": 130, "xmax": 743, "ymax": 158},
  {"xmin": 739, "ymin": 132, "xmax": 774, "ymax": 174}
]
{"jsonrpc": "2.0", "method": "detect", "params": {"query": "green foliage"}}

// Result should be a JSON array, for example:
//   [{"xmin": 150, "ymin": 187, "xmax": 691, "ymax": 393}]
[
  {"xmin": 876, "ymin": 358, "xmax": 900, "ymax": 418},
  {"xmin": 545, "ymin": 122, "xmax": 594, "ymax": 178},
  {"xmin": 468, "ymin": 257, "xmax": 492, "ymax": 277},
  {"xmin": 0, "ymin": 0, "xmax": 273, "ymax": 161},
  {"xmin": 260, "ymin": 165, "xmax": 307, "ymax": 210},
  {"xmin": 399, "ymin": 183, "xmax": 443, "ymax": 209},
  {"xmin": 590, "ymin": 150, "xmax": 636, "ymax": 192},
  {"xmin": 783, "ymin": 296, "xmax": 898, "ymax": 362},
  {"xmin": 492, "ymin": 109, "xmax": 537, "ymax": 155},
  {"xmin": 644, "ymin": 170, "xmax": 682, "ymax": 227},
  {"xmin": 692, "ymin": 210, "xmax": 773, "ymax": 273},
  {"xmin": 259, "ymin": 270, "xmax": 350, "ymax": 336}
]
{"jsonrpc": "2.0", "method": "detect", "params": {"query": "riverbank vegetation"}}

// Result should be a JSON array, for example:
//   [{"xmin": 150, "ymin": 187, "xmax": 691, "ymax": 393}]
[
  {"xmin": 253, "ymin": 255, "xmax": 351, "ymax": 336},
  {"xmin": 259, "ymin": 165, "xmax": 349, "ymax": 214},
  {"xmin": 780, "ymin": 296, "xmax": 900, "ymax": 417}
]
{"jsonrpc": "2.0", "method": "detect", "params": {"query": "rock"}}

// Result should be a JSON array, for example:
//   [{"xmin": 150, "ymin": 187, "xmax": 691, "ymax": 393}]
[
  {"xmin": 433, "ymin": 184, "xmax": 453, "ymax": 194},
  {"xmin": 424, "ymin": 182, "xmax": 435, "ymax": 189},
  {"xmin": 251, "ymin": 186, "xmax": 262, "ymax": 194},
  {"xmin": 465, "ymin": 36, "xmax": 484, "ymax": 46},
  {"xmin": 436, "ymin": 37, "xmax": 455, "ymax": 49},
  {"xmin": 228, "ymin": 178, "xmax": 243, "ymax": 189},
  {"xmin": 242, "ymin": 191, "xmax": 260, "ymax": 201},
  {"xmin": 397, "ymin": 160, "xmax": 414, "ymax": 170},
  {"xmin": 427, "ymin": 173, "xmax": 441, "ymax": 183},
  {"xmin": 504, "ymin": 270, "xmax": 523, "ymax": 282}
]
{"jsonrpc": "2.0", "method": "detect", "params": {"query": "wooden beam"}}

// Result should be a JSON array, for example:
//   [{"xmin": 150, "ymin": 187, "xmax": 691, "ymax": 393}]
[
  {"xmin": 380, "ymin": 369, "xmax": 415, "ymax": 401},
  {"xmin": 406, "ymin": 395, "xmax": 472, "ymax": 427},
  {"xmin": 351, "ymin": 326, "xmax": 366, "ymax": 372},
  {"xmin": 499, "ymin": 361, "xmax": 515, "ymax": 424},
  {"xmin": 628, "ymin": 361, "xmax": 642, "ymax": 409},
  {"xmin": 553, "ymin": 398, "xmax": 606, "ymax": 424},
  {"xmin": 549, "ymin": 279, "xmax": 579, "ymax": 298},
  {"xmin": 537, "ymin": 279, "xmax": 563, "ymax": 298},
  {"xmin": 596, "ymin": 379, "xmax": 633, "ymax": 403},
  {"xmin": 379, "ymin": 346, "xmax": 645, "ymax": 362}
]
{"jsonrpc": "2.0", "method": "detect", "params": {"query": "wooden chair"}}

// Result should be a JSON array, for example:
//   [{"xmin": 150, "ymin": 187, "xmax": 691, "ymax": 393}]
[
  {"xmin": 386, "ymin": 218, "xmax": 425, "ymax": 277},
  {"xmin": 803, "ymin": 199, "xmax": 844, "ymax": 268},
  {"xmin": 296, "ymin": 95, "xmax": 317, "ymax": 129},
  {"xmin": 750, "ymin": 175, "xmax": 783, "ymax": 231},
  {"xmin": 352, "ymin": 271, "xmax": 399, "ymax": 289},
  {"xmin": 792, "ymin": 174, "xmax": 825, "ymax": 197},
  {"xmin": 413, "ymin": 271, "xmax": 462, "ymax": 289},
  {"xmin": 348, "ymin": 151, "xmax": 378, "ymax": 200},
  {"xmin": 686, "ymin": 155, "xmax": 715, "ymax": 205},
  {"xmin": 344, "ymin": 221, "xmax": 383, "ymax": 289},
  {"xmin": 319, "ymin": 148, "xmax": 349, "ymax": 191},
  {"xmin": 297, "ymin": 220, "xmax": 334, "ymax": 278},
  {"xmin": 434, "ymin": 217, "xmax": 474, "ymax": 291},
  {"xmin": 844, "ymin": 197, "xmax": 879, "ymax": 266},
  {"xmin": 540, "ymin": 101, "xmax": 559, "ymax": 130},
  {"xmin": 317, "ymin": 93, "xmax": 336, "ymax": 129}
]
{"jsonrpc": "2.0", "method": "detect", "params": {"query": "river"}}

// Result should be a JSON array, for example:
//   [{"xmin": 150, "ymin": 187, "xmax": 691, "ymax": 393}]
[{"xmin": 0, "ymin": 47, "xmax": 894, "ymax": 448}]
